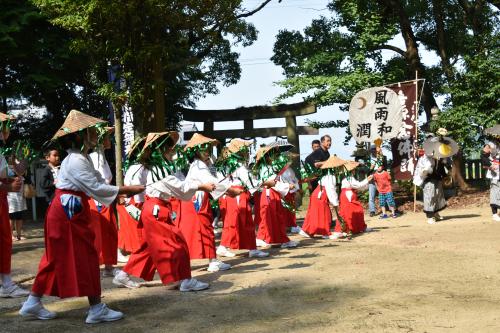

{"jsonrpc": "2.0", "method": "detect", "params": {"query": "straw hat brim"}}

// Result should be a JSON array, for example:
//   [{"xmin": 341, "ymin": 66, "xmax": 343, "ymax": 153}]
[
  {"xmin": 344, "ymin": 160, "xmax": 360, "ymax": 172},
  {"xmin": 185, "ymin": 133, "xmax": 219, "ymax": 151},
  {"xmin": 320, "ymin": 156, "xmax": 348, "ymax": 169},
  {"xmin": 141, "ymin": 131, "xmax": 180, "ymax": 154},
  {"xmin": 127, "ymin": 136, "xmax": 147, "ymax": 157},
  {"xmin": 255, "ymin": 142, "xmax": 294, "ymax": 164},
  {"xmin": 227, "ymin": 139, "xmax": 253, "ymax": 154},
  {"xmin": 52, "ymin": 110, "xmax": 107, "ymax": 141},
  {"xmin": 0, "ymin": 112, "xmax": 16, "ymax": 122}
]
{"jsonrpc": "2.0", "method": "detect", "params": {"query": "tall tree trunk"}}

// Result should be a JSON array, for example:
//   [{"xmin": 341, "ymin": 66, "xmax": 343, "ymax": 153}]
[
  {"xmin": 383, "ymin": 0, "xmax": 438, "ymax": 122},
  {"xmin": 432, "ymin": 0, "xmax": 454, "ymax": 83},
  {"xmin": 152, "ymin": 58, "xmax": 166, "ymax": 132}
]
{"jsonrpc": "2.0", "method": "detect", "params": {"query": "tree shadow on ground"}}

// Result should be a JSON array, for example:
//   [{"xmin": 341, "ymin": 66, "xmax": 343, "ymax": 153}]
[
  {"xmin": 442, "ymin": 214, "xmax": 481, "ymax": 220},
  {"xmin": 2, "ymin": 278, "xmax": 371, "ymax": 333}
]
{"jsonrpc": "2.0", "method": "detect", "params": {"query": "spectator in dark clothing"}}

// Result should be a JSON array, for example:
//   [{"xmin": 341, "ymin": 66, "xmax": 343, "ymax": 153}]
[
  {"xmin": 39, "ymin": 149, "xmax": 60, "ymax": 203},
  {"xmin": 311, "ymin": 140, "xmax": 320, "ymax": 151},
  {"xmin": 305, "ymin": 135, "xmax": 331, "ymax": 191}
]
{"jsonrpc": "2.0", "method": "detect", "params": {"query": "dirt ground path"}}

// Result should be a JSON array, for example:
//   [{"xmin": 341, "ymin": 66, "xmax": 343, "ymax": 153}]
[{"xmin": 1, "ymin": 204, "xmax": 500, "ymax": 332}]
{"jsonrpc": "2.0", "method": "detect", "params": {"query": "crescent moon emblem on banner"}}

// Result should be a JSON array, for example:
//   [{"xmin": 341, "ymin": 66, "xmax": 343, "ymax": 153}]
[{"xmin": 358, "ymin": 97, "xmax": 367, "ymax": 109}]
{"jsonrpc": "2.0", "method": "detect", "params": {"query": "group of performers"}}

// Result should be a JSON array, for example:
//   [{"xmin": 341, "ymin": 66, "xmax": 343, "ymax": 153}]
[{"xmin": 0, "ymin": 109, "xmax": 498, "ymax": 324}]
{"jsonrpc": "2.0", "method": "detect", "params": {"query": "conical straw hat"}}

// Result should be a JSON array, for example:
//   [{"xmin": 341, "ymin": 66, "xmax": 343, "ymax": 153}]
[
  {"xmin": 344, "ymin": 160, "xmax": 360, "ymax": 172},
  {"xmin": 141, "ymin": 131, "xmax": 180, "ymax": 154},
  {"xmin": 320, "ymin": 155, "xmax": 347, "ymax": 169},
  {"xmin": 227, "ymin": 138, "xmax": 252, "ymax": 154},
  {"xmin": 0, "ymin": 112, "xmax": 16, "ymax": 122},
  {"xmin": 52, "ymin": 110, "xmax": 107, "ymax": 140},
  {"xmin": 422, "ymin": 136, "xmax": 459, "ymax": 159},
  {"xmin": 126, "ymin": 136, "xmax": 146, "ymax": 157},
  {"xmin": 255, "ymin": 141, "xmax": 294, "ymax": 164},
  {"xmin": 184, "ymin": 133, "xmax": 219, "ymax": 151}
]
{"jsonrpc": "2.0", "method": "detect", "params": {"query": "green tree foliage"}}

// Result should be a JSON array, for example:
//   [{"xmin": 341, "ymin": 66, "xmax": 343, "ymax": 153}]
[
  {"xmin": 0, "ymin": 0, "xmax": 107, "ymax": 148},
  {"xmin": 272, "ymin": 0, "xmax": 499, "ymax": 154},
  {"xmin": 33, "ymin": 0, "xmax": 274, "ymax": 132}
]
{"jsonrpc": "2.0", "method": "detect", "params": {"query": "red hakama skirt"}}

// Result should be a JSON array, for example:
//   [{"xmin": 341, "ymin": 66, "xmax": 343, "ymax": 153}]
[
  {"xmin": 282, "ymin": 192, "xmax": 297, "ymax": 228},
  {"xmin": 220, "ymin": 186, "xmax": 257, "ymax": 250},
  {"xmin": 302, "ymin": 186, "xmax": 332, "ymax": 236},
  {"xmin": 0, "ymin": 192, "xmax": 12, "ymax": 274},
  {"xmin": 32, "ymin": 189, "xmax": 101, "ymax": 298},
  {"xmin": 117, "ymin": 198, "xmax": 143, "ymax": 253},
  {"xmin": 335, "ymin": 188, "xmax": 367, "ymax": 234},
  {"xmin": 218, "ymin": 195, "xmax": 227, "ymax": 224},
  {"xmin": 256, "ymin": 188, "xmax": 290, "ymax": 244},
  {"xmin": 124, "ymin": 197, "xmax": 191, "ymax": 284},
  {"xmin": 178, "ymin": 192, "xmax": 216, "ymax": 260},
  {"xmin": 89, "ymin": 199, "xmax": 118, "ymax": 265}
]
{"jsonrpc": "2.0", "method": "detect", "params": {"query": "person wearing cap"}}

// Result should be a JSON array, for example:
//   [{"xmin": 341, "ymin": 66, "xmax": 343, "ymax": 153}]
[
  {"xmin": 113, "ymin": 132, "xmax": 214, "ymax": 291},
  {"xmin": 178, "ymin": 133, "xmax": 236, "ymax": 272},
  {"xmin": 215, "ymin": 139, "xmax": 271, "ymax": 259},
  {"xmin": 254, "ymin": 142, "xmax": 298, "ymax": 248},
  {"xmin": 333, "ymin": 161, "xmax": 373, "ymax": 238},
  {"xmin": 19, "ymin": 110, "xmax": 144, "ymax": 323},
  {"xmin": 116, "ymin": 136, "xmax": 148, "ymax": 263},
  {"xmin": 300, "ymin": 156, "xmax": 344, "ymax": 239},
  {"xmin": 0, "ymin": 112, "xmax": 29, "ymax": 298},
  {"xmin": 88, "ymin": 127, "xmax": 119, "ymax": 277}
]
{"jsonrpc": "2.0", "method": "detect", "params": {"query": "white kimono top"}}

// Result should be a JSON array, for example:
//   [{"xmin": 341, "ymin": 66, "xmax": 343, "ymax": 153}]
[
  {"xmin": 89, "ymin": 148, "xmax": 113, "ymax": 184},
  {"xmin": 257, "ymin": 164, "xmax": 290, "ymax": 198},
  {"xmin": 146, "ymin": 165, "xmax": 199, "ymax": 201},
  {"xmin": 317, "ymin": 174, "xmax": 339, "ymax": 206},
  {"xmin": 341, "ymin": 176, "xmax": 369, "ymax": 203},
  {"xmin": 56, "ymin": 149, "xmax": 119, "ymax": 207},
  {"xmin": 185, "ymin": 158, "xmax": 230, "ymax": 201},
  {"xmin": 124, "ymin": 164, "xmax": 148, "ymax": 204}
]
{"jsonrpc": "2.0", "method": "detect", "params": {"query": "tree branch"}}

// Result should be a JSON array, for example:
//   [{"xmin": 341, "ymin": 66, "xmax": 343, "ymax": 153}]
[
  {"xmin": 376, "ymin": 44, "xmax": 407, "ymax": 57},
  {"xmin": 236, "ymin": 0, "xmax": 273, "ymax": 19}
]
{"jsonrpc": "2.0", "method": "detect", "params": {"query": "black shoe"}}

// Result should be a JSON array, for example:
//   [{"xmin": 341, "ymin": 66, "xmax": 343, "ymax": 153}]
[{"xmin": 369, "ymin": 212, "xmax": 375, "ymax": 217}]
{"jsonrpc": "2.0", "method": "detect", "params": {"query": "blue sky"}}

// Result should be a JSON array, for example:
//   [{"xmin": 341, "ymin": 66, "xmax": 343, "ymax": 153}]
[
  {"xmin": 194, "ymin": 0, "xmax": 441, "ymax": 161},
  {"xmin": 194, "ymin": 0, "xmax": 354, "ymax": 160}
]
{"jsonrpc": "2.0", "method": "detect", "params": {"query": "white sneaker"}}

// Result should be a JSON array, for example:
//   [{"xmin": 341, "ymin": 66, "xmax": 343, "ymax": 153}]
[
  {"xmin": 427, "ymin": 217, "xmax": 437, "ymax": 225},
  {"xmin": 85, "ymin": 303, "xmax": 123, "ymax": 324},
  {"xmin": 19, "ymin": 301, "xmax": 57, "ymax": 320},
  {"xmin": 112, "ymin": 272, "xmax": 140, "ymax": 289},
  {"xmin": 207, "ymin": 259, "xmax": 231, "ymax": 272},
  {"xmin": 117, "ymin": 250, "xmax": 129, "ymax": 263},
  {"xmin": 298, "ymin": 229, "xmax": 311, "ymax": 238},
  {"xmin": 493, "ymin": 214, "xmax": 500, "ymax": 222},
  {"xmin": 179, "ymin": 278, "xmax": 209, "ymax": 292},
  {"xmin": 0, "ymin": 284, "xmax": 30, "ymax": 298},
  {"xmin": 249, "ymin": 249, "xmax": 270, "ymax": 258},
  {"xmin": 216, "ymin": 246, "xmax": 236, "ymax": 258},
  {"xmin": 329, "ymin": 232, "xmax": 344, "ymax": 240},
  {"xmin": 290, "ymin": 226, "xmax": 301, "ymax": 234},
  {"xmin": 280, "ymin": 240, "xmax": 298, "ymax": 248},
  {"xmin": 256, "ymin": 239, "xmax": 270, "ymax": 247}
]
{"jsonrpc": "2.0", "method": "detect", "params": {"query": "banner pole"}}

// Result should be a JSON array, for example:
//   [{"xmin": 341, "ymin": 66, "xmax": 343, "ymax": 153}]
[{"xmin": 413, "ymin": 71, "xmax": 418, "ymax": 213}]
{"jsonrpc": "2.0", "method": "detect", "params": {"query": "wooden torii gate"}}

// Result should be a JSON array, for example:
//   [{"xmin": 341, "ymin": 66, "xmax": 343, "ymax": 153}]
[{"xmin": 180, "ymin": 101, "xmax": 318, "ymax": 164}]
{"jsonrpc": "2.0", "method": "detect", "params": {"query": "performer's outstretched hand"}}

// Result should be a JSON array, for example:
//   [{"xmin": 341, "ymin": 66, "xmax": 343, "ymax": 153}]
[
  {"xmin": 119, "ymin": 185, "xmax": 145, "ymax": 196},
  {"xmin": 198, "ymin": 183, "xmax": 216, "ymax": 192}
]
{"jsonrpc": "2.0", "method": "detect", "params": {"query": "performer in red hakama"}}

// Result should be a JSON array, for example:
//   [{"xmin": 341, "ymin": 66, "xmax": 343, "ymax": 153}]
[
  {"xmin": 19, "ymin": 110, "xmax": 143, "ymax": 323},
  {"xmin": 215, "ymin": 140, "xmax": 270, "ymax": 258},
  {"xmin": 254, "ymin": 142, "xmax": 298, "ymax": 248},
  {"xmin": 0, "ymin": 112, "xmax": 29, "ymax": 298},
  {"xmin": 113, "ymin": 132, "xmax": 213, "ymax": 291},
  {"xmin": 300, "ymin": 156, "xmax": 346, "ymax": 239},
  {"xmin": 334, "ymin": 161, "xmax": 373, "ymax": 236},
  {"xmin": 177, "ymin": 133, "xmax": 235, "ymax": 272},
  {"xmin": 116, "ymin": 136, "xmax": 148, "ymax": 261}
]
